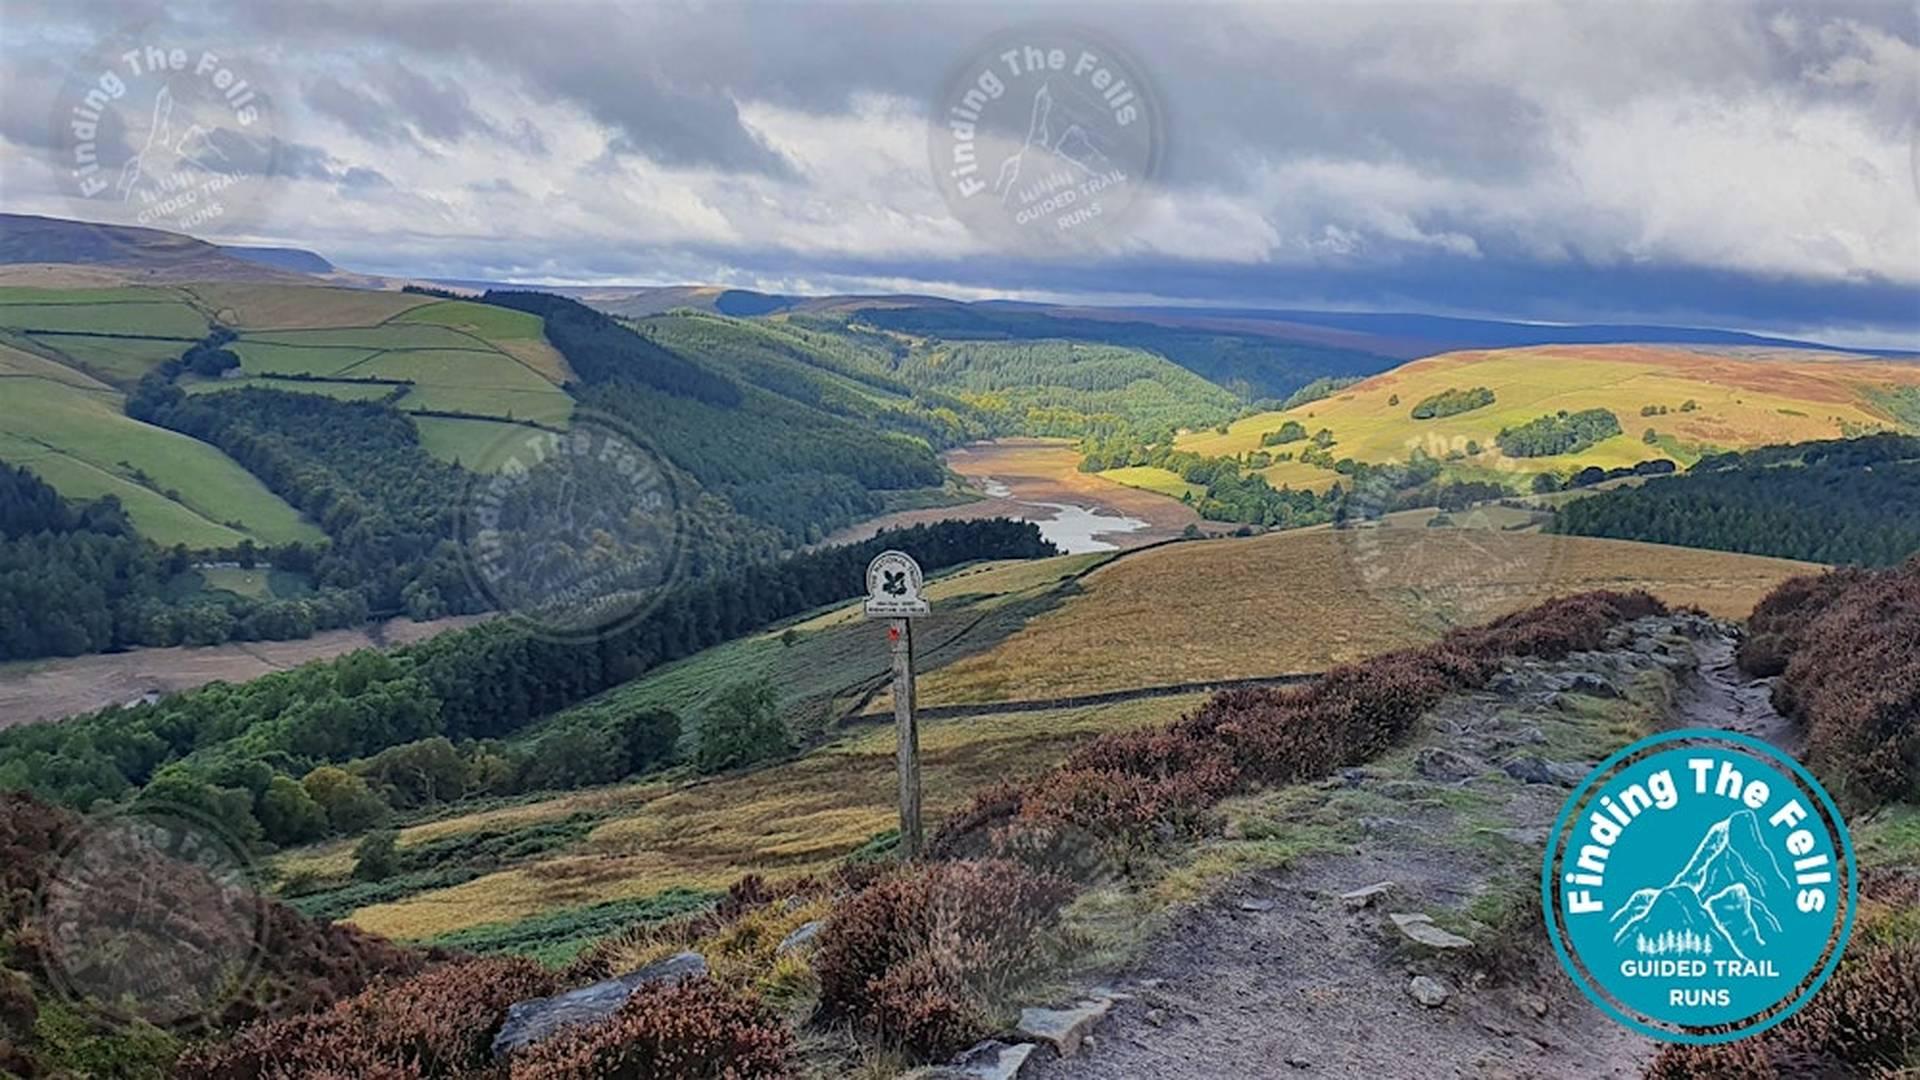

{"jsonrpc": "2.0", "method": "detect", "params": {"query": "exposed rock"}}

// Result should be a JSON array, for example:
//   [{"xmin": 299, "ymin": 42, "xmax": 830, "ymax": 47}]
[
  {"xmin": 1339, "ymin": 881, "xmax": 1394, "ymax": 910},
  {"xmin": 1501, "ymin": 756, "xmax": 1588, "ymax": 787},
  {"xmin": 492, "ymin": 951, "xmax": 708, "ymax": 1057},
  {"xmin": 1415, "ymin": 746, "xmax": 1480, "ymax": 782},
  {"xmin": 946, "ymin": 1040, "xmax": 1037, "ymax": 1080},
  {"xmin": 1388, "ymin": 913, "xmax": 1474, "ymax": 951},
  {"xmin": 1143, "ymin": 1008, "xmax": 1167, "ymax": 1028},
  {"xmin": 1519, "ymin": 992, "xmax": 1550, "ymax": 1018},
  {"xmin": 1015, "ymin": 999, "xmax": 1113, "ymax": 1057},
  {"xmin": 1564, "ymin": 672, "xmax": 1622, "ymax": 699},
  {"xmin": 1408, "ymin": 975, "xmax": 1452, "ymax": 1007},
  {"xmin": 1238, "ymin": 898, "xmax": 1276, "ymax": 913},
  {"xmin": 776, "ymin": 919, "xmax": 822, "ymax": 955}
]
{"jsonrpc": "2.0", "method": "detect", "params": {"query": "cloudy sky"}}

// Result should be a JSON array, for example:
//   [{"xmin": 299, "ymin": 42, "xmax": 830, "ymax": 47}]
[{"xmin": 2, "ymin": 0, "xmax": 1916, "ymax": 345}]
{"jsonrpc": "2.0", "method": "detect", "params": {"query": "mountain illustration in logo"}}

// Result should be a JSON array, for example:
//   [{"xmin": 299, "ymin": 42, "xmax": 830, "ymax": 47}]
[
  {"xmin": 993, "ymin": 82, "xmax": 1115, "ymax": 206},
  {"xmin": 1609, "ymin": 810, "xmax": 1789, "ymax": 961}
]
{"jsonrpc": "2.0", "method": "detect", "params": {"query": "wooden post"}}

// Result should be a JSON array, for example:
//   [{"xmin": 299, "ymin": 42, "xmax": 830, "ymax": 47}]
[{"xmin": 889, "ymin": 618, "xmax": 922, "ymax": 858}]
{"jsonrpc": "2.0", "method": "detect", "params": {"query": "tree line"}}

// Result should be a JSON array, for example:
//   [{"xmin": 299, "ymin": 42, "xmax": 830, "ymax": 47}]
[
  {"xmin": 0, "ymin": 462, "xmax": 368, "ymax": 660},
  {"xmin": 1551, "ymin": 433, "xmax": 1920, "ymax": 566},
  {"xmin": 0, "ymin": 518, "xmax": 1056, "ymax": 847}
]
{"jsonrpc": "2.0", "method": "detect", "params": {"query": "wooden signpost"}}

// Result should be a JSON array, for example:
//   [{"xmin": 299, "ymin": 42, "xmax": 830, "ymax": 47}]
[{"xmin": 865, "ymin": 550, "xmax": 929, "ymax": 858}]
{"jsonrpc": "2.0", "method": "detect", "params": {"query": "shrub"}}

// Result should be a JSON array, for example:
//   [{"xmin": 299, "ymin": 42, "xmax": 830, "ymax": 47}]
[
  {"xmin": 1741, "ymin": 561, "xmax": 1920, "ymax": 808},
  {"xmin": 506, "ymin": 976, "xmax": 791, "ymax": 1079},
  {"xmin": 352, "ymin": 830, "xmax": 400, "ymax": 882},
  {"xmin": 696, "ymin": 680, "xmax": 790, "ymax": 774},
  {"xmin": 813, "ymin": 860, "xmax": 1073, "ymax": 1060},
  {"xmin": 1646, "ymin": 876, "xmax": 1920, "ymax": 1078},
  {"xmin": 179, "ymin": 956, "xmax": 556, "ymax": 1078}
]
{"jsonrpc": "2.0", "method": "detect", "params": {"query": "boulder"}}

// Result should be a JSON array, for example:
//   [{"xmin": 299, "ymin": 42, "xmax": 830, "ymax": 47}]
[
  {"xmin": 1339, "ymin": 881, "xmax": 1394, "ymax": 910},
  {"xmin": 491, "ymin": 951, "xmax": 708, "ymax": 1058},
  {"xmin": 1388, "ymin": 913, "xmax": 1474, "ymax": 951},
  {"xmin": 1565, "ymin": 672, "xmax": 1622, "ymax": 699},
  {"xmin": 1408, "ymin": 975, "xmax": 1452, "ymax": 1007},
  {"xmin": 1014, "ymin": 999, "xmax": 1112, "ymax": 1057},
  {"xmin": 1415, "ymin": 746, "xmax": 1480, "ymax": 782},
  {"xmin": 1502, "ymin": 756, "xmax": 1588, "ymax": 787},
  {"xmin": 776, "ymin": 920, "xmax": 822, "ymax": 955}
]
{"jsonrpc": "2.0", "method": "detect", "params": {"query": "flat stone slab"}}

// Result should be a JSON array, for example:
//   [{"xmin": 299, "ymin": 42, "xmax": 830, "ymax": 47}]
[
  {"xmin": 1388, "ymin": 913, "xmax": 1474, "ymax": 950},
  {"xmin": 1015, "ymin": 998, "xmax": 1112, "ymax": 1057},
  {"xmin": 1340, "ymin": 881, "xmax": 1394, "ymax": 909},
  {"xmin": 492, "ymin": 951, "xmax": 708, "ymax": 1057},
  {"xmin": 953, "ymin": 1040, "xmax": 1038, "ymax": 1079}
]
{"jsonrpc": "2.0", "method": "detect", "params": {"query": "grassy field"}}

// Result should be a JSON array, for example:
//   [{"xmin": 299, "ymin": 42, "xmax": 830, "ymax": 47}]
[
  {"xmin": 414, "ymin": 416, "xmax": 554, "ymax": 470},
  {"xmin": 189, "ymin": 566, "xmax": 313, "ymax": 600},
  {"xmin": 0, "ymin": 363, "xmax": 324, "ymax": 547},
  {"xmin": 904, "ymin": 529, "xmax": 1820, "ymax": 708},
  {"xmin": 0, "ymin": 300, "xmax": 209, "ymax": 338},
  {"xmin": 1177, "ymin": 345, "xmax": 1920, "ymax": 493},
  {"xmin": 182, "ymin": 375, "xmax": 401, "ymax": 402},
  {"xmin": 0, "ymin": 282, "xmax": 576, "ymax": 545},
  {"xmin": 518, "ymin": 553, "xmax": 1110, "ymax": 750},
  {"xmin": 230, "ymin": 340, "xmax": 380, "ymax": 376},
  {"xmin": 21, "ymin": 334, "xmax": 194, "ymax": 386},
  {"xmin": 1101, "ymin": 464, "xmax": 1202, "ymax": 500},
  {"xmin": 181, "ymin": 283, "xmax": 437, "ymax": 329}
]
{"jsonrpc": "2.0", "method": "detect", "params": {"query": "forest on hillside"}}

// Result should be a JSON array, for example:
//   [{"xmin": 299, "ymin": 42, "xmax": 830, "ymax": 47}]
[
  {"xmin": 0, "ymin": 518, "xmax": 1053, "ymax": 846},
  {"xmin": 1551, "ymin": 433, "xmax": 1920, "ymax": 566}
]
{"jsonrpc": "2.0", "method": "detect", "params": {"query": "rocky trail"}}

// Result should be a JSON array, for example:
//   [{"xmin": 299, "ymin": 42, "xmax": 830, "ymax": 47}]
[{"xmin": 985, "ymin": 615, "xmax": 1798, "ymax": 1080}]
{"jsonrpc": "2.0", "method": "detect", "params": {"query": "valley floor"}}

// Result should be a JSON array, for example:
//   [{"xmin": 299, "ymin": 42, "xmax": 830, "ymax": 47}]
[
  {"xmin": 824, "ymin": 439, "xmax": 1212, "ymax": 552},
  {"xmin": 0, "ymin": 612, "xmax": 488, "ymax": 728}
]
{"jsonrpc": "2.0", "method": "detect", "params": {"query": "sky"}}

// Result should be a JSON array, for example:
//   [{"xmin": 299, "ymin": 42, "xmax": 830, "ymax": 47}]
[{"xmin": 1, "ymin": 0, "xmax": 1916, "ymax": 347}]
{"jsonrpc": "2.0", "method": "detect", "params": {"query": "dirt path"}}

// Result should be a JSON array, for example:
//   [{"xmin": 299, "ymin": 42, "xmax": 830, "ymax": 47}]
[{"xmin": 1027, "ymin": 616, "xmax": 1793, "ymax": 1080}]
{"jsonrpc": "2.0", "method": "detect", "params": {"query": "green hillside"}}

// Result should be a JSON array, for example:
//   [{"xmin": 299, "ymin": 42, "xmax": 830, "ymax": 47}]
[{"xmin": 0, "ymin": 341, "xmax": 323, "ymax": 547}]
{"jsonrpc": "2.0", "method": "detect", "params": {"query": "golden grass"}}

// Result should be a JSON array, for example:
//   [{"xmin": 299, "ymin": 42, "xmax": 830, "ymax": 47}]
[
  {"xmin": 343, "ymin": 695, "xmax": 1196, "ymax": 941},
  {"xmin": 1179, "ymin": 345, "xmax": 1920, "ymax": 492},
  {"xmin": 910, "ymin": 529, "xmax": 1819, "ymax": 706}
]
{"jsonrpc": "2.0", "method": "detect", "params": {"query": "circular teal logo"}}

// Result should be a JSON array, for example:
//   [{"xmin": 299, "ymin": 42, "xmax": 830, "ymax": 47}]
[{"xmin": 1541, "ymin": 729, "xmax": 1856, "ymax": 1044}]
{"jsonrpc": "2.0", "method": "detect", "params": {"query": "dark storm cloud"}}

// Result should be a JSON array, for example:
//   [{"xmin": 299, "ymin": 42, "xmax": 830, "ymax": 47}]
[{"xmin": 2, "ymin": 0, "xmax": 1913, "ymax": 344}]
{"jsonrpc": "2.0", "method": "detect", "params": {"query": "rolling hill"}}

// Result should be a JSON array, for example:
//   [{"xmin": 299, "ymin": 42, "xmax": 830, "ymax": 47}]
[
  {"xmin": 268, "ymin": 527, "xmax": 1819, "ymax": 945},
  {"xmin": 1151, "ymin": 344, "xmax": 1920, "ymax": 496}
]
